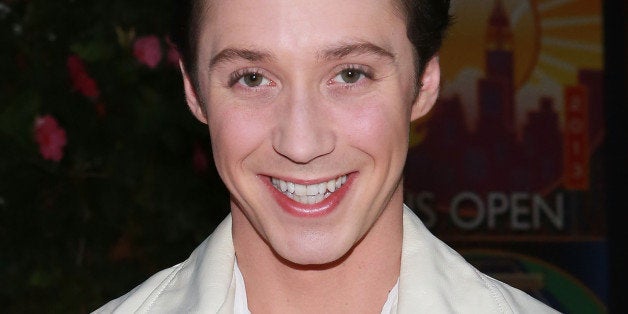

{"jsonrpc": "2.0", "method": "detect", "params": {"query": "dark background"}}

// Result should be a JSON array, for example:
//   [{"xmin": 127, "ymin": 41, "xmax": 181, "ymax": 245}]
[
  {"xmin": 0, "ymin": 1, "xmax": 230, "ymax": 312},
  {"xmin": 603, "ymin": 0, "xmax": 627, "ymax": 313},
  {"xmin": 0, "ymin": 0, "xmax": 625, "ymax": 312}
]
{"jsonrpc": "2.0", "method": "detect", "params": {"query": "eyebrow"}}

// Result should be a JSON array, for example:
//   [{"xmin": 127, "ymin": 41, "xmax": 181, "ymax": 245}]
[
  {"xmin": 208, "ymin": 41, "xmax": 395, "ymax": 71},
  {"xmin": 209, "ymin": 48, "xmax": 274, "ymax": 70},
  {"xmin": 319, "ymin": 41, "xmax": 396, "ymax": 62}
]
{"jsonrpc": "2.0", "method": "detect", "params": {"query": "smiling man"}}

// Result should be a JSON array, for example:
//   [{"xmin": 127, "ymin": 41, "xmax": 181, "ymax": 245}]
[{"xmin": 96, "ymin": 0, "xmax": 558, "ymax": 313}]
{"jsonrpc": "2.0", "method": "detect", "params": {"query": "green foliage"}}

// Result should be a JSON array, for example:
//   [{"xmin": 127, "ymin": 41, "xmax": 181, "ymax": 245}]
[{"xmin": 0, "ymin": 1, "xmax": 229, "ymax": 312}]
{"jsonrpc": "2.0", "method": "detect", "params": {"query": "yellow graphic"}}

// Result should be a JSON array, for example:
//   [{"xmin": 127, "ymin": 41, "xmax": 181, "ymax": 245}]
[
  {"xmin": 411, "ymin": 0, "xmax": 603, "ymax": 147},
  {"xmin": 441, "ymin": 0, "xmax": 602, "ymax": 87}
]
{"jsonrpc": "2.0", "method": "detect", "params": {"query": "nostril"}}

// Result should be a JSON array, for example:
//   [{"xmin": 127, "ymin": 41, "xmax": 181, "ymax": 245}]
[
  {"xmin": 271, "ymin": 95, "xmax": 336, "ymax": 163},
  {"xmin": 271, "ymin": 127, "xmax": 336, "ymax": 164}
]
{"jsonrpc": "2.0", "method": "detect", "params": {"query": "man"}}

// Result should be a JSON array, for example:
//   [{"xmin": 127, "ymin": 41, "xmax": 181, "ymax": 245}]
[{"xmin": 96, "ymin": 0, "xmax": 559, "ymax": 312}]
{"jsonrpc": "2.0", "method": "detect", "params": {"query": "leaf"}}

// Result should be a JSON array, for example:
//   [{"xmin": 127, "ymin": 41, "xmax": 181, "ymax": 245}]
[
  {"xmin": 0, "ymin": 90, "xmax": 41, "ymax": 146},
  {"xmin": 70, "ymin": 40, "xmax": 114, "ymax": 62}
]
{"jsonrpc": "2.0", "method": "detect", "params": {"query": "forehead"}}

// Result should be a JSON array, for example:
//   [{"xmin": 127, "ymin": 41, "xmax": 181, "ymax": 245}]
[{"xmin": 196, "ymin": 0, "xmax": 409, "ymax": 63}]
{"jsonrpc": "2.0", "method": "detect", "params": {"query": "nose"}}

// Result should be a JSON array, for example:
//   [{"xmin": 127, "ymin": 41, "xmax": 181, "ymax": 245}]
[{"xmin": 272, "ymin": 90, "xmax": 335, "ymax": 164}]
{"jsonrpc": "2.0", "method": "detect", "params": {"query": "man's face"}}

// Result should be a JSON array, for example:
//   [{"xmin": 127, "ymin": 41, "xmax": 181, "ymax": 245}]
[{"xmin": 185, "ymin": 0, "xmax": 437, "ymax": 265}]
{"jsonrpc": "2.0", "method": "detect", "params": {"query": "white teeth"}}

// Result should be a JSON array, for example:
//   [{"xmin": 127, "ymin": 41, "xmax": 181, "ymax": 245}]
[
  {"xmin": 327, "ymin": 180, "xmax": 336, "ymax": 192},
  {"xmin": 306, "ymin": 185, "xmax": 318, "ymax": 196},
  {"xmin": 271, "ymin": 175, "xmax": 348, "ymax": 205},
  {"xmin": 280, "ymin": 180, "xmax": 287, "ymax": 192},
  {"xmin": 294, "ymin": 184, "xmax": 306, "ymax": 196},
  {"xmin": 314, "ymin": 194, "xmax": 324, "ymax": 203}
]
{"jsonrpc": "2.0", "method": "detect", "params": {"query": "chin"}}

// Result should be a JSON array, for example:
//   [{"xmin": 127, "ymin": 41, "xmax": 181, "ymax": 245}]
[
  {"xmin": 273, "ymin": 233, "xmax": 357, "ymax": 268},
  {"xmin": 279, "ymin": 252, "xmax": 350, "ymax": 269}
]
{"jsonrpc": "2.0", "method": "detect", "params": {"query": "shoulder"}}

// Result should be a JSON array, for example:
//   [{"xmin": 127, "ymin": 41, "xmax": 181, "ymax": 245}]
[
  {"xmin": 399, "ymin": 206, "xmax": 559, "ymax": 313},
  {"xmin": 480, "ymin": 274, "xmax": 561, "ymax": 313},
  {"xmin": 92, "ymin": 215, "xmax": 236, "ymax": 313},
  {"xmin": 93, "ymin": 263, "xmax": 185, "ymax": 313}
]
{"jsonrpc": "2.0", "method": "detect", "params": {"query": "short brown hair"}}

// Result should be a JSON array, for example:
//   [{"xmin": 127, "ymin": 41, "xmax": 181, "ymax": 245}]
[{"xmin": 171, "ymin": 0, "xmax": 451, "ymax": 84}]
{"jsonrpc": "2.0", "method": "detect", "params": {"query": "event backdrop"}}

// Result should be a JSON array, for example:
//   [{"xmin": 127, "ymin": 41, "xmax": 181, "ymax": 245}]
[
  {"xmin": 0, "ymin": 0, "xmax": 609, "ymax": 313},
  {"xmin": 403, "ymin": 1, "xmax": 607, "ymax": 312}
]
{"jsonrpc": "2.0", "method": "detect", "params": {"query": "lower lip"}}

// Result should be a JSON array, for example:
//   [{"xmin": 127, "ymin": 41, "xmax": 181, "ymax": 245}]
[{"xmin": 265, "ymin": 175, "xmax": 354, "ymax": 218}]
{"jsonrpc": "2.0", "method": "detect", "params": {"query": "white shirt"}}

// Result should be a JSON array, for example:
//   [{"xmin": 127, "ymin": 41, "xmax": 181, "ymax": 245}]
[{"xmin": 95, "ymin": 205, "xmax": 559, "ymax": 313}]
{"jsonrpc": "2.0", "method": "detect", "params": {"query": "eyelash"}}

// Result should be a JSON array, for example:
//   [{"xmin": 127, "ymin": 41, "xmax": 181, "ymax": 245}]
[
  {"xmin": 227, "ymin": 68, "xmax": 270, "ymax": 87},
  {"xmin": 330, "ymin": 64, "xmax": 374, "ymax": 85},
  {"xmin": 341, "ymin": 64, "xmax": 373, "ymax": 78},
  {"xmin": 226, "ymin": 64, "xmax": 375, "ymax": 89}
]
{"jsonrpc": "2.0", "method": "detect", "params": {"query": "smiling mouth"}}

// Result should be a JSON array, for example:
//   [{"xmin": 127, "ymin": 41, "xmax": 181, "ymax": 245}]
[{"xmin": 271, "ymin": 175, "xmax": 348, "ymax": 205}]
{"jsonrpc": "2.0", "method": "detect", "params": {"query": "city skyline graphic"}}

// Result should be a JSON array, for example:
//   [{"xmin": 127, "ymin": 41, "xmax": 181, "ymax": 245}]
[
  {"xmin": 402, "ymin": 1, "xmax": 608, "ymax": 309},
  {"xmin": 404, "ymin": 0, "xmax": 604, "ymax": 238}
]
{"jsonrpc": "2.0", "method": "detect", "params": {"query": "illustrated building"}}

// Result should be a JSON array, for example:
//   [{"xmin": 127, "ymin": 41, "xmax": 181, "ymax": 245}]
[{"xmin": 477, "ymin": 0, "xmax": 515, "ymax": 134}]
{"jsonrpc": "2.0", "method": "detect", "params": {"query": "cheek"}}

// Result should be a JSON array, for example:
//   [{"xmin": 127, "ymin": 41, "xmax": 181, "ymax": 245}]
[
  {"xmin": 340, "ymin": 97, "xmax": 410, "ymax": 155},
  {"xmin": 207, "ymin": 104, "xmax": 272, "ymax": 172}
]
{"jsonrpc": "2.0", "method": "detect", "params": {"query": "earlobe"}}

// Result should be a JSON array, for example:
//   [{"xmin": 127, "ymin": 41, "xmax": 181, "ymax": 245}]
[
  {"xmin": 180, "ymin": 60, "xmax": 208, "ymax": 124},
  {"xmin": 410, "ymin": 56, "xmax": 441, "ymax": 121}
]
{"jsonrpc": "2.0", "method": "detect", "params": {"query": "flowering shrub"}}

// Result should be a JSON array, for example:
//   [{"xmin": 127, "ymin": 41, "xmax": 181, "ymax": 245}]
[
  {"xmin": 67, "ymin": 54, "xmax": 100, "ymax": 99},
  {"xmin": 133, "ymin": 35, "xmax": 163, "ymax": 69},
  {"xmin": 33, "ymin": 115, "xmax": 67, "ymax": 161},
  {"xmin": 0, "ymin": 1, "xmax": 229, "ymax": 312}
]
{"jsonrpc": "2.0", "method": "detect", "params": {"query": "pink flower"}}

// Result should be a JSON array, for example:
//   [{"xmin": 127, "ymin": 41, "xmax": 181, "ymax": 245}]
[
  {"xmin": 34, "ymin": 115, "xmax": 67, "ymax": 162},
  {"xmin": 77, "ymin": 75, "xmax": 100, "ymax": 98},
  {"xmin": 192, "ymin": 142, "xmax": 209, "ymax": 174},
  {"xmin": 66, "ymin": 55, "xmax": 86, "ymax": 76},
  {"xmin": 66, "ymin": 55, "xmax": 100, "ymax": 99},
  {"xmin": 133, "ymin": 35, "xmax": 162, "ymax": 69}
]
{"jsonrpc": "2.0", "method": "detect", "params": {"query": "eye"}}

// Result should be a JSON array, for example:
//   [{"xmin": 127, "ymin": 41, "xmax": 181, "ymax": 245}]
[
  {"xmin": 229, "ymin": 69, "xmax": 274, "ymax": 88},
  {"xmin": 238, "ymin": 72, "xmax": 271, "ymax": 87},
  {"xmin": 331, "ymin": 67, "xmax": 370, "ymax": 84}
]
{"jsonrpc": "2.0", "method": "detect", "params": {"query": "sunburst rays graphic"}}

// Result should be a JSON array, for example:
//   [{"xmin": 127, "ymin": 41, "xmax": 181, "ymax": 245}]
[{"xmin": 410, "ymin": 0, "xmax": 603, "ymax": 147}]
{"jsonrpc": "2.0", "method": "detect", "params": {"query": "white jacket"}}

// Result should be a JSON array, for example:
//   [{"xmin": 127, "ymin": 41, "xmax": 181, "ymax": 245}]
[{"xmin": 95, "ymin": 206, "xmax": 559, "ymax": 313}]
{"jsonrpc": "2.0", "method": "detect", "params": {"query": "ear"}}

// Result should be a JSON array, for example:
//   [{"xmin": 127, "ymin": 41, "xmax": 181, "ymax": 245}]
[
  {"xmin": 410, "ymin": 56, "xmax": 441, "ymax": 121},
  {"xmin": 180, "ymin": 60, "xmax": 208, "ymax": 124}
]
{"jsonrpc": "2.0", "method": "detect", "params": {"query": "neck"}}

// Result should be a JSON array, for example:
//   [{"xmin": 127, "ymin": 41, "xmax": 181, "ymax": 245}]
[{"xmin": 232, "ymin": 193, "xmax": 403, "ymax": 314}]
